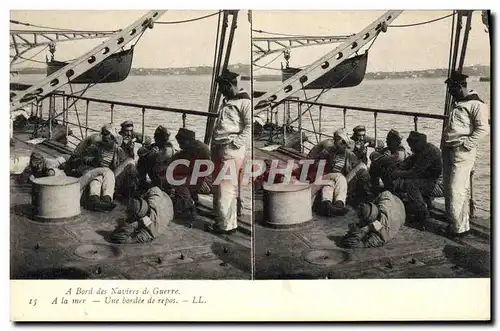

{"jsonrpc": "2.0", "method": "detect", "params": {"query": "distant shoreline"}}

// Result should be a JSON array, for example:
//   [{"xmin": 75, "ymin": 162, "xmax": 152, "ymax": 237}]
[
  {"xmin": 12, "ymin": 72, "xmax": 490, "ymax": 82},
  {"xmin": 13, "ymin": 65, "xmax": 489, "ymax": 82}
]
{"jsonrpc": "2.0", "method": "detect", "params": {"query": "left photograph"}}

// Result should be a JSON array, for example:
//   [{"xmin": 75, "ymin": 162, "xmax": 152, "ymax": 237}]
[{"xmin": 10, "ymin": 10, "xmax": 252, "ymax": 280}]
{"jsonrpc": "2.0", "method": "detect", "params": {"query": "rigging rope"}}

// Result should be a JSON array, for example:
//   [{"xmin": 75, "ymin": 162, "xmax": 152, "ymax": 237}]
[
  {"xmin": 10, "ymin": 19, "xmax": 118, "ymax": 33},
  {"xmin": 11, "ymin": 45, "xmax": 49, "ymax": 65},
  {"xmin": 208, "ymin": 11, "xmax": 222, "ymax": 112},
  {"xmin": 253, "ymin": 64, "xmax": 282, "ymax": 71},
  {"xmin": 253, "ymin": 52, "xmax": 283, "ymax": 72},
  {"xmin": 156, "ymin": 11, "xmax": 221, "ymax": 24},
  {"xmin": 388, "ymin": 12, "xmax": 455, "ymax": 28},
  {"xmin": 253, "ymin": 29, "xmax": 352, "ymax": 39},
  {"xmin": 14, "ymin": 55, "xmax": 47, "ymax": 64}
]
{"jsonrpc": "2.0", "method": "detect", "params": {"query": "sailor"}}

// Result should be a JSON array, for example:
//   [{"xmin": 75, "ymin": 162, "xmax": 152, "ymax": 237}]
[
  {"xmin": 109, "ymin": 186, "xmax": 174, "ymax": 244},
  {"xmin": 32, "ymin": 119, "xmax": 72, "ymax": 145},
  {"xmin": 136, "ymin": 125, "xmax": 176, "ymax": 191},
  {"xmin": 67, "ymin": 124, "xmax": 137, "ymax": 200},
  {"xmin": 350, "ymin": 125, "xmax": 382, "ymax": 164},
  {"xmin": 310, "ymin": 128, "xmax": 362, "ymax": 216},
  {"xmin": 369, "ymin": 129, "xmax": 409, "ymax": 193},
  {"xmin": 118, "ymin": 120, "xmax": 152, "ymax": 159},
  {"xmin": 390, "ymin": 131, "xmax": 442, "ymax": 228},
  {"xmin": 169, "ymin": 128, "xmax": 212, "ymax": 220},
  {"xmin": 442, "ymin": 71, "xmax": 489, "ymax": 238},
  {"xmin": 210, "ymin": 69, "xmax": 251, "ymax": 234},
  {"xmin": 68, "ymin": 124, "xmax": 128, "ymax": 211},
  {"xmin": 17, "ymin": 152, "xmax": 66, "ymax": 184},
  {"xmin": 341, "ymin": 190, "xmax": 406, "ymax": 248}
]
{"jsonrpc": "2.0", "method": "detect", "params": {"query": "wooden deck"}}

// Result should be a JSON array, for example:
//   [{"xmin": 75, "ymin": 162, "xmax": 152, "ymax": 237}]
[
  {"xmin": 9, "ymin": 133, "xmax": 251, "ymax": 280},
  {"xmin": 253, "ymin": 141, "xmax": 491, "ymax": 279}
]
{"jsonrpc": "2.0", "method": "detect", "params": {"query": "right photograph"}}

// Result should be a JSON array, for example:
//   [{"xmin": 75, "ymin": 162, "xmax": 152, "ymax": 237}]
[{"xmin": 251, "ymin": 10, "xmax": 491, "ymax": 279}]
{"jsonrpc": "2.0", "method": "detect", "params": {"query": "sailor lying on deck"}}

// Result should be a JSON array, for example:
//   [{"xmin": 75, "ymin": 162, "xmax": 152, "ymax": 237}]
[
  {"xmin": 341, "ymin": 190, "xmax": 406, "ymax": 248},
  {"xmin": 16, "ymin": 152, "xmax": 66, "ymax": 184},
  {"xmin": 109, "ymin": 186, "xmax": 174, "ymax": 244}
]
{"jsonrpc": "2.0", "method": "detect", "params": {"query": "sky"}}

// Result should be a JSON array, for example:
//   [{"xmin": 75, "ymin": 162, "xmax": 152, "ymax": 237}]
[
  {"xmin": 252, "ymin": 10, "xmax": 490, "ymax": 73},
  {"xmin": 10, "ymin": 10, "xmax": 490, "ymax": 72},
  {"xmin": 10, "ymin": 10, "xmax": 251, "ymax": 69}
]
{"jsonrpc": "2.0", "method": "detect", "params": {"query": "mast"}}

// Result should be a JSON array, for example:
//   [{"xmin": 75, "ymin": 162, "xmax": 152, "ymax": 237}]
[
  {"xmin": 441, "ymin": 11, "xmax": 473, "ymax": 148},
  {"xmin": 204, "ymin": 10, "xmax": 240, "ymax": 145}
]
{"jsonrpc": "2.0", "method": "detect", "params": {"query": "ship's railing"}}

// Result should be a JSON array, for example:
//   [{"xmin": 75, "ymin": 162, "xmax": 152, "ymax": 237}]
[
  {"xmin": 40, "ymin": 91, "xmax": 218, "ymax": 149},
  {"xmin": 280, "ymin": 98, "xmax": 447, "ymax": 153},
  {"xmin": 271, "ymin": 98, "xmax": 485, "ymax": 219}
]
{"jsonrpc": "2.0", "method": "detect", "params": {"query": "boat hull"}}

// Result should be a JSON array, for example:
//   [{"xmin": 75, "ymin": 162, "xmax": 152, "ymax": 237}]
[
  {"xmin": 46, "ymin": 48, "xmax": 134, "ymax": 84},
  {"xmin": 281, "ymin": 52, "xmax": 368, "ymax": 89}
]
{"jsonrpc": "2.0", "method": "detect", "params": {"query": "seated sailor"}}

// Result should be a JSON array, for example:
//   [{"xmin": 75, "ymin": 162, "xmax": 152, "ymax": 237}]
[
  {"xmin": 390, "ymin": 131, "xmax": 442, "ymax": 228},
  {"xmin": 350, "ymin": 125, "xmax": 382, "ymax": 164},
  {"xmin": 369, "ymin": 129, "xmax": 409, "ymax": 193},
  {"xmin": 137, "ymin": 125, "xmax": 176, "ymax": 191},
  {"xmin": 169, "ymin": 128, "xmax": 212, "ymax": 220},
  {"xmin": 66, "ymin": 124, "xmax": 128, "ymax": 212},
  {"xmin": 118, "ymin": 120, "xmax": 152, "ymax": 159},
  {"xmin": 309, "ymin": 128, "xmax": 363, "ymax": 216}
]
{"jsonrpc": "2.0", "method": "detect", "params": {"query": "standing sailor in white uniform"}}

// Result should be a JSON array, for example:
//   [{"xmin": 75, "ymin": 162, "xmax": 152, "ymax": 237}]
[
  {"xmin": 442, "ymin": 71, "xmax": 489, "ymax": 238},
  {"xmin": 210, "ymin": 69, "xmax": 251, "ymax": 234}
]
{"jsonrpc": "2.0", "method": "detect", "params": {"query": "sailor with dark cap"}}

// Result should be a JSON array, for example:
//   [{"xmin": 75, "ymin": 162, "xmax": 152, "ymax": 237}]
[
  {"xmin": 369, "ymin": 129, "xmax": 409, "ymax": 193},
  {"xmin": 443, "ymin": 70, "xmax": 489, "ymax": 238},
  {"xmin": 170, "ymin": 128, "xmax": 212, "ymax": 220},
  {"xmin": 137, "ymin": 125, "xmax": 176, "ymax": 190},
  {"xmin": 118, "ymin": 120, "xmax": 152, "ymax": 159},
  {"xmin": 350, "ymin": 125, "xmax": 382, "ymax": 164},
  {"xmin": 390, "ymin": 131, "xmax": 442, "ymax": 228},
  {"xmin": 210, "ymin": 69, "xmax": 251, "ymax": 234}
]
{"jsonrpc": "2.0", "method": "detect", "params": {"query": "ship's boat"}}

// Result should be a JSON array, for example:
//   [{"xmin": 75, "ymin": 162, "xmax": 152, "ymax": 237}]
[
  {"xmin": 281, "ymin": 52, "xmax": 368, "ymax": 89},
  {"xmin": 46, "ymin": 48, "xmax": 134, "ymax": 84}
]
